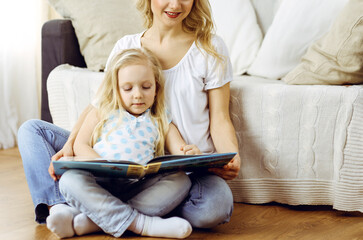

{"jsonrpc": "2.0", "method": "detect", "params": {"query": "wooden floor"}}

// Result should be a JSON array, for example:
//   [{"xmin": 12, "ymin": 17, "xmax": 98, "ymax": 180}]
[{"xmin": 2, "ymin": 147, "xmax": 363, "ymax": 240}]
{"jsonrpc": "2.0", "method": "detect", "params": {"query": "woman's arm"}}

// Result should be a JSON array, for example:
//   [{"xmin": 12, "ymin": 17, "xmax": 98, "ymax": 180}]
[
  {"xmin": 73, "ymin": 107, "xmax": 101, "ymax": 157},
  {"xmin": 51, "ymin": 104, "xmax": 94, "ymax": 161},
  {"xmin": 165, "ymin": 123, "xmax": 201, "ymax": 155},
  {"xmin": 48, "ymin": 105, "xmax": 100, "ymax": 180},
  {"xmin": 208, "ymin": 83, "xmax": 241, "ymax": 180}
]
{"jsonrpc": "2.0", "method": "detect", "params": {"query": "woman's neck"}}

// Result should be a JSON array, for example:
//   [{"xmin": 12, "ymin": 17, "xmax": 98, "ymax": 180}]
[{"xmin": 145, "ymin": 23, "xmax": 188, "ymax": 44}]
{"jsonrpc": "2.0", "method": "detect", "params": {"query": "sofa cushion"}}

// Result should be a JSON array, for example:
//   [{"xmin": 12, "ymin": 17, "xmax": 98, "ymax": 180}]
[
  {"xmin": 228, "ymin": 75, "xmax": 363, "ymax": 210},
  {"xmin": 47, "ymin": 64, "xmax": 104, "ymax": 130},
  {"xmin": 250, "ymin": 0, "xmax": 282, "ymax": 36},
  {"xmin": 247, "ymin": 0, "xmax": 349, "ymax": 79},
  {"xmin": 210, "ymin": 0, "xmax": 262, "ymax": 75},
  {"xmin": 283, "ymin": 0, "xmax": 363, "ymax": 85},
  {"xmin": 48, "ymin": 0, "xmax": 144, "ymax": 71}
]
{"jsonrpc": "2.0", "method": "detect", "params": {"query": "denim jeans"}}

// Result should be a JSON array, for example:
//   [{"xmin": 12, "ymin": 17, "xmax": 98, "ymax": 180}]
[
  {"xmin": 59, "ymin": 170, "xmax": 191, "ymax": 237},
  {"xmin": 18, "ymin": 119, "xmax": 233, "ymax": 227}
]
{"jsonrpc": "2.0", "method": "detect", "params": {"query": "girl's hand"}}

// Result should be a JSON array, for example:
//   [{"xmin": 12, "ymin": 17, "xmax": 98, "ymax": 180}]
[
  {"xmin": 48, "ymin": 142, "xmax": 74, "ymax": 181},
  {"xmin": 180, "ymin": 144, "xmax": 202, "ymax": 155},
  {"xmin": 208, "ymin": 154, "xmax": 241, "ymax": 180}
]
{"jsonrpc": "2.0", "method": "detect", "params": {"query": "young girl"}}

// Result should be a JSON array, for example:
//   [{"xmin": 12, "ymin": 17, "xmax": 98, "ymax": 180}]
[
  {"xmin": 18, "ymin": 0, "xmax": 240, "ymax": 233},
  {"xmin": 46, "ymin": 48, "xmax": 201, "ymax": 238}
]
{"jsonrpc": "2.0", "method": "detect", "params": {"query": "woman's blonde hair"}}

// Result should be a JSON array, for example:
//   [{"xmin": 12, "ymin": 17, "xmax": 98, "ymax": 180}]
[
  {"xmin": 92, "ymin": 48, "xmax": 169, "ymax": 157},
  {"xmin": 136, "ymin": 0, "xmax": 225, "ymax": 63}
]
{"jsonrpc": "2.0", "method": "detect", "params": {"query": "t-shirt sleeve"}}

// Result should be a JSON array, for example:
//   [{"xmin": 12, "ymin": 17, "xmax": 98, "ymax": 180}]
[
  {"xmin": 93, "ymin": 39, "xmax": 123, "ymax": 107},
  {"xmin": 91, "ymin": 95, "xmax": 100, "ymax": 108},
  {"xmin": 97, "ymin": 34, "xmax": 138, "ymax": 105},
  {"xmin": 166, "ymin": 108, "xmax": 172, "ymax": 124},
  {"xmin": 204, "ymin": 35, "xmax": 233, "ymax": 90},
  {"xmin": 105, "ymin": 39, "xmax": 124, "ymax": 72},
  {"xmin": 105, "ymin": 32, "xmax": 143, "ymax": 71}
]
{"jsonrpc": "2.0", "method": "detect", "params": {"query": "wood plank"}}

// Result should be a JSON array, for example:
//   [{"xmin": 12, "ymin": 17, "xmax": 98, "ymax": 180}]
[{"xmin": 1, "ymin": 147, "xmax": 363, "ymax": 239}]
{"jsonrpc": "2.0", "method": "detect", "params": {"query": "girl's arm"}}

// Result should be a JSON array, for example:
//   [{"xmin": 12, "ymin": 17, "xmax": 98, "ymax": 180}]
[
  {"xmin": 208, "ymin": 83, "xmax": 241, "ymax": 180},
  {"xmin": 165, "ymin": 123, "xmax": 201, "ymax": 155}
]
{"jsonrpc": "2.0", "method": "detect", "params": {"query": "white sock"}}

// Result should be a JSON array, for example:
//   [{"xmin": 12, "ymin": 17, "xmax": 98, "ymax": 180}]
[
  {"xmin": 128, "ymin": 213, "xmax": 192, "ymax": 239},
  {"xmin": 46, "ymin": 203, "xmax": 79, "ymax": 238},
  {"xmin": 73, "ymin": 213, "xmax": 101, "ymax": 236}
]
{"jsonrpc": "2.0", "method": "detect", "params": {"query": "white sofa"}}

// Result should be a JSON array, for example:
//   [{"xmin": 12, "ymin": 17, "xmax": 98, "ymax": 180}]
[{"xmin": 46, "ymin": 0, "xmax": 363, "ymax": 212}]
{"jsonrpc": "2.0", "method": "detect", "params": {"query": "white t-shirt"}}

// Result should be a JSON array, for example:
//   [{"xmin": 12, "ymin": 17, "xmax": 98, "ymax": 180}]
[{"xmin": 105, "ymin": 32, "xmax": 233, "ymax": 153}]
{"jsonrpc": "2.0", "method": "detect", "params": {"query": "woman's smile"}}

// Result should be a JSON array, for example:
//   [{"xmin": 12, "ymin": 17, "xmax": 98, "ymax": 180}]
[
  {"xmin": 165, "ymin": 11, "xmax": 181, "ymax": 18},
  {"xmin": 150, "ymin": 0, "xmax": 194, "ymax": 27}
]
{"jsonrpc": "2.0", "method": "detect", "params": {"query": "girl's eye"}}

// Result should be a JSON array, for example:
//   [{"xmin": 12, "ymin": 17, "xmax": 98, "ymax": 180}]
[
  {"xmin": 142, "ymin": 83, "xmax": 153, "ymax": 89},
  {"xmin": 122, "ymin": 84, "xmax": 132, "ymax": 91}
]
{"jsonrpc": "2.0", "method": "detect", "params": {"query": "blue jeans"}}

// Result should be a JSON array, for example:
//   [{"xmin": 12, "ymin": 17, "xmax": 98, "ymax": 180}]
[
  {"xmin": 59, "ymin": 170, "xmax": 191, "ymax": 237},
  {"xmin": 17, "ymin": 119, "xmax": 233, "ymax": 227}
]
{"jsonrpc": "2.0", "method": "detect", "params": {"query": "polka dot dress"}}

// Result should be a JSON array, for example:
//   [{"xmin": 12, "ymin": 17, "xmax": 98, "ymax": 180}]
[{"xmin": 93, "ymin": 109, "xmax": 158, "ymax": 165}]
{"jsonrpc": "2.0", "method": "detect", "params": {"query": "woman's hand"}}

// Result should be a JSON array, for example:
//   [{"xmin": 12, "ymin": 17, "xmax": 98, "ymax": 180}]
[
  {"xmin": 48, "ymin": 141, "xmax": 74, "ymax": 181},
  {"xmin": 180, "ymin": 144, "xmax": 202, "ymax": 155},
  {"xmin": 208, "ymin": 154, "xmax": 240, "ymax": 180},
  {"xmin": 207, "ymin": 84, "xmax": 241, "ymax": 180},
  {"xmin": 48, "ymin": 162, "xmax": 59, "ymax": 181}
]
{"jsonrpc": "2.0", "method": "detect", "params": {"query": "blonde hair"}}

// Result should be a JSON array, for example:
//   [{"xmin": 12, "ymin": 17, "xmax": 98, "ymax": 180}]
[
  {"xmin": 136, "ymin": 0, "xmax": 225, "ymax": 63},
  {"xmin": 92, "ymin": 48, "xmax": 169, "ymax": 157}
]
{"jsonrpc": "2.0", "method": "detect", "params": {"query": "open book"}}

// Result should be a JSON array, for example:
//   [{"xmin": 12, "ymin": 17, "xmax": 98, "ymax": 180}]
[{"xmin": 53, "ymin": 152, "xmax": 236, "ymax": 179}]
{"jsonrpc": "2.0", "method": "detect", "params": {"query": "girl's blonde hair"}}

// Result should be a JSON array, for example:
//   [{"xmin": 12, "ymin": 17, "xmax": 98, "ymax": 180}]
[
  {"xmin": 92, "ymin": 48, "xmax": 169, "ymax": 157},
  {"xmin": 136, "ymin": 0, "xmax": 225, "ymax": 64}
]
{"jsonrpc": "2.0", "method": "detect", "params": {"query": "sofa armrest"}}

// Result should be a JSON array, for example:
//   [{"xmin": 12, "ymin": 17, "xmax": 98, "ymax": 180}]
[{"xmin": 41, "ymin": 19, "xmax": 87, "ymax": 123}]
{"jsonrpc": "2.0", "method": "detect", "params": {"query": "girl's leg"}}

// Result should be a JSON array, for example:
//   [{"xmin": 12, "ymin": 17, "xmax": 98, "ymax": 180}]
[
  {"xmin": 17, "ymin": 119, "xmax": 69, "ymax": 223},
  {"xmin": 46, "ymin": 203, "xmax": 80, "ymax": 238},
  {"xmin": 128, "ymin": 213, "xmax": 192, "ymax": 239},
  {"xmin": 73, "ymin": 213, "xmax": 101, "ymax": 236},
  {"xmin": 126, "ymin": 171, "xmax": 192, "ymax": 216},
  {"xmin": 120, "ymin": 171, "xmax": 193, "ymax": 238},
  {"xmin": 59, "ymin": 170, "xmax": 192, "ymax": 238},
  {"xmin": 177, "ymin": 174, "xmax": 234, "ymax": 228},
  {"xmin": 59, "ymin": 169, "xmax": 138, "ymax": 237},
  {"xmin": 70, "ymin": 208, "xmax": 192, "ymax": 239}
]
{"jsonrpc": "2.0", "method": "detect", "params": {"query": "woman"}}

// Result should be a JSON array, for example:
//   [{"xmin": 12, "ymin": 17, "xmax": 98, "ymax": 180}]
[
  {"xmin": 18, "ymin": 0, "xmax": 240, "ymax": 232},
  {"xmin": 47, "ymin": 48, "xmax": 201, "ymax": 238}
]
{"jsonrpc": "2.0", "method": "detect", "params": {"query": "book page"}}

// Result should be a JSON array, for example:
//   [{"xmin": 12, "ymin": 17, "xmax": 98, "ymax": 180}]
[{"xmin": 59, "ymin": 156, "xmax": 141, "ymax": 165}]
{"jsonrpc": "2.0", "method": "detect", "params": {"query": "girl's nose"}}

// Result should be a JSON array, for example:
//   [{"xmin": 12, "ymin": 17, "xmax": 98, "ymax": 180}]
[{"xmin": 134, "ymin": 88, "xmax": 142, "ymax": 98}]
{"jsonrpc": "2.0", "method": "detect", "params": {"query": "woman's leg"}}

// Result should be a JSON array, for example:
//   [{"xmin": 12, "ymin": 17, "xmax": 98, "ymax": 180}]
[
  {"xmin": 17, "ymin": 119, "xmax": 70, "ymax": 223},
  {"xmin": 177, "ymin": 174, "xmax": 234, "ymax": 228}
]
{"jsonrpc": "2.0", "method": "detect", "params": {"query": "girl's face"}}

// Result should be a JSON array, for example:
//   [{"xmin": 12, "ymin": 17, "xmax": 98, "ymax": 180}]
[
  {"xmin": 151, "ymin": 0, "xmax": 194, "ymax": 28},
  {"xmin": 118, "ymin": 64, "xmax": 156, "ymax": 117}
]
